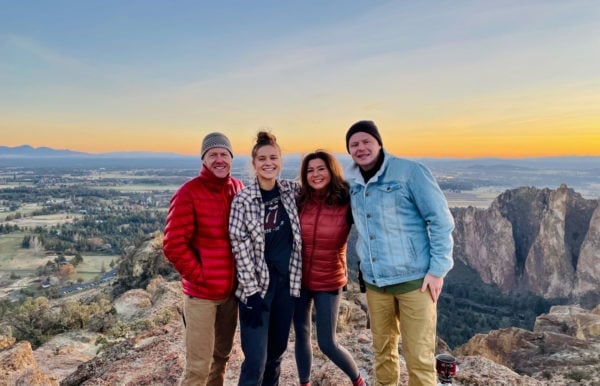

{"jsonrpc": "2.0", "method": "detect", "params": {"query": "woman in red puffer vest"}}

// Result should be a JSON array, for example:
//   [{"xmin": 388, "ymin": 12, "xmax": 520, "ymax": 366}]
[
  {"xmin": 293, "ymin": 150, "xmax": 367, "ymax": 386},
  {"xmin": 299, "ymin": 188, "xmax": 350, "ymax": 292}
]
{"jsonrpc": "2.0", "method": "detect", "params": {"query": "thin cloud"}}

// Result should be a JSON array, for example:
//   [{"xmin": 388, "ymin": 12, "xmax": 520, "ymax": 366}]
[{"xmin": 6, "ymin": 35, "xmax": 85, "ymax": 70}]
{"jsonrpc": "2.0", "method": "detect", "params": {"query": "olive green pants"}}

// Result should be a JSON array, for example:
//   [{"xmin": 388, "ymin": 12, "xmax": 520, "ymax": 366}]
[
  {"xmin": 366, "ymin": 288, "xmax": 437, "ymax": 386},
  {"xmin": 181, "ymin": 295, "xmax": 238, "ymax": 386}
]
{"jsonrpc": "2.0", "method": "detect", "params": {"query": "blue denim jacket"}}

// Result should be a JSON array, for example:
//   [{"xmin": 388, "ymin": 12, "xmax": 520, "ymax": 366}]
[{"xmin": 346, "ymin": 151, "xmax": 454, "ymax": 287}]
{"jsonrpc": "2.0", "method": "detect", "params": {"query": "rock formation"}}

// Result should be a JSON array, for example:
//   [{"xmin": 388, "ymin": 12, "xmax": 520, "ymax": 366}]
[
  {"xmin": 112, "ymin": 233, "xmax": 179, "ymax": 298},
  {"xmin": 0, "ymin": 338, "xmax": 58, "ymax": 386},
  {"xmin": 451, "ymin": 200, "xmax": 516, "ymax": 292},
  {"xmin": 576, "ymin": 204, "xmax": 600, "ymax": 296},
  {"xmin": 452, "ymin": 185, "xmax": 599, "ymax": 301},
  {"xmin": 3, "ymin": 276, "xmax": 596, "ymax": 385},
  {"xmin": 456, "ymin": 304, "xmax": 600, "ymax": 385}
]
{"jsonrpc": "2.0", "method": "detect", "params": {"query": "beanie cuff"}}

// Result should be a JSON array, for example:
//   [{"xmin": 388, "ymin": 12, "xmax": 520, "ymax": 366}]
[
  {"xmin": 345, "ymin": 120, "xmax": 383, "ymax": 152},
  {"xmin": 201, "ymin": 132, "xmax": 233, "ymax": 159}
]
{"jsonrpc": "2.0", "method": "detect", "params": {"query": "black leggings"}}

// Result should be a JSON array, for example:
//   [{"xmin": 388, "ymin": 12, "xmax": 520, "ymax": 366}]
[{"xmin": 293, "ymin": 288, "xmax": 360, "ymax": 384}]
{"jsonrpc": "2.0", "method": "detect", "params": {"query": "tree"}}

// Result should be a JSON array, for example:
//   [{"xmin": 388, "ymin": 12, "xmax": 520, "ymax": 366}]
[
  {"xmin": 21, "ymin": 235, "xmax": 31, "ymax": 248},
  {"xmin": 8, "ymin": 297, "xmax": 54, "ymax": 347},
  {"xmin": 0, "ymin": 298, "xmax": 13, "ymax": 319},
  {"xmin": 58, "ymin": 264, "xmax": 76, "ymax": 282},
  {"xmin": 70, "ymin": 253, "xmax": 84, "ymax": 267}
]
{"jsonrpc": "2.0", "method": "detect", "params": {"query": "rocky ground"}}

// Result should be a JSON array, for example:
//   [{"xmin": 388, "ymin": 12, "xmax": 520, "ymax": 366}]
[{"xmin": 1, "ymin": 278, "xmax": 599, "ymax": 385}]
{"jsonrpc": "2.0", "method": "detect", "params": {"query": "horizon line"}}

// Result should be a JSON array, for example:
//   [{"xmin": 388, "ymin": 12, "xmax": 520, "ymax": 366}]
[{"xmin": 1, "ymin": 144, "xmax": 599, "ymax": 160}]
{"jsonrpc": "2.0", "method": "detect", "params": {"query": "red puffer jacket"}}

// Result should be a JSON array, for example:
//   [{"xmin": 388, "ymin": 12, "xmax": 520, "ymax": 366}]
[
  {"xmin": 300, "ymin": 198, "xmax": 351, "ymax": 292},
  {"xmin": 163, "ymin": 166, "xmax": 243, "ymax": 300}
]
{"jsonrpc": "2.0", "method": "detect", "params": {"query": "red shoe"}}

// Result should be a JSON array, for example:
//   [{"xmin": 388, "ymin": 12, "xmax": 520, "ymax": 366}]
[{"xmin": 353, "ymin": 375, "xmax": 367, "ymax": 386}]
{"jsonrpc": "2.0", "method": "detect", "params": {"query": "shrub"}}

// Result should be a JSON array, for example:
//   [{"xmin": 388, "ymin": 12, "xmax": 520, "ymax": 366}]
[
  {"xmin": 565, "ymin": 369, "xmax": 591, "ymax": 382},
  {"xmin": 108, "ymin": 320, "xmax": 130, "ymax": 339},
  {"xmin": 132, "ymin": 318, "xmax": 155, "ymax": 332}
]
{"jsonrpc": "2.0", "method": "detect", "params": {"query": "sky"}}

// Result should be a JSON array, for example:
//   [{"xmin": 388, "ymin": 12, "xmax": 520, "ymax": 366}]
[{"xmin": 1, "ymin": 1, "xmax": 599, "ymax": 158}]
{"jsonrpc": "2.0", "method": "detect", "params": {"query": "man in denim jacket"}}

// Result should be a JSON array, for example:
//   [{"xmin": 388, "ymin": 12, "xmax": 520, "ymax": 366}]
[{"xmin": 345, "ymin": 120, "xmax": 454, "ymax": 386}]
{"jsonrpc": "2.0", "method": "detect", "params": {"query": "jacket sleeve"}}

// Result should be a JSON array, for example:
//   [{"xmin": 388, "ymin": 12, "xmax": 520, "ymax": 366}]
[
  {"xmin": 162, "ymin": 187, "xmax": 203, "ymax": 283},
  {"xmin": 229, "ymin": 196, "xmax": 261, "ymax": 301},
  {"xmin": 410, "ymin": 163, "xmax": 455, "ymax": 277}
]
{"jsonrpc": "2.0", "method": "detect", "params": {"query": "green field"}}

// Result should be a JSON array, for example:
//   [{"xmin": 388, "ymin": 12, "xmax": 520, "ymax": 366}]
[
  {"xmin": 75, "ymin": 254, "xmax": 119, "ymax": 281},
  {"xmin": 444, "ymin": 188, "xmax": 499, "ymax": 209},
  {"xmin": 1, "ymin": 202, "xmax": 42, "ymax": 220},
  {"xmin": 0, "ymin": 231, "xmax": 119, "ymax": 299},
  {"xmin": 5, "ymin": 212, "xmax": 82, "ymax": 228},
  {"xmin": 94, "ymin": 184, "xmax": 179, "ymax": 192},
  {"xmin": 0, "ymin": 232, "xmax": 47, "ymax": 271}
]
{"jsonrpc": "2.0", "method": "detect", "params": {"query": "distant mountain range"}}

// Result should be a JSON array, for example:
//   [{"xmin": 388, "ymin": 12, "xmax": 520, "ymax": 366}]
[
  {"xmin": 0, "ymin": 145, "xmax": 186, "ymax": 158},
  {"xmin": 0, "ymin": 145, "xmax": 599, "ymax": 173},
  {"xmin": 0, "ymin": 145, "xmax": 202, "ymax": 168},
  {"xmin": 0, "ymin": 145, "xmax": 88, "ymax": 157}
]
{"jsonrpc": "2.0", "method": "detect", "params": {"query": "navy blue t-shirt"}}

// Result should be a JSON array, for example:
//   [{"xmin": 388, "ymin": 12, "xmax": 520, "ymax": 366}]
[{"xmin": 261, "ymin": 186, "xmax": 292, "ymax": 276}]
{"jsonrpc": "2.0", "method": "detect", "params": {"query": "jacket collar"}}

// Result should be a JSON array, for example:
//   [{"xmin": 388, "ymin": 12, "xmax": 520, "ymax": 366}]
[
  {"xmin": 346, "ymin": 149, "xmax": 390, "ymax": 186},
  {"xmin": 199, "ymin": 165, "xmax": 231, "ymax": 189}
]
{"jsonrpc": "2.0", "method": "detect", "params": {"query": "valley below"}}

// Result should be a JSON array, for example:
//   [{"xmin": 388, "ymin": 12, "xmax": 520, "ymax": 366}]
[{"xmin": 0, "ymin": 154, "xmax": 598, "ymax": 385}]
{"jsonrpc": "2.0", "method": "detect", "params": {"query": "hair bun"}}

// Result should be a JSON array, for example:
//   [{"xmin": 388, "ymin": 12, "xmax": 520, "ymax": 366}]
[{"xmin": 256, "ymin": 130, "xmax": 277, "ymax": 145}]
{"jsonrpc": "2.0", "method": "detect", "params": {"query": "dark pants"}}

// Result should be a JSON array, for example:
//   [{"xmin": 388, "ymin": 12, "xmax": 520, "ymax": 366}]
[
  {"xmin": 238, "ymin": 272, "xmax": 295, "ymax": 386},
  {"xmin": 293, "ymin": 288, "xmax": 360, "ymax": 384}
]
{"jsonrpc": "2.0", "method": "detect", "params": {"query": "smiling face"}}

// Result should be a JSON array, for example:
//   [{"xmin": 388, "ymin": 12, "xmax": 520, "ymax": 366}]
[
  {"xmin": 347, "ymin": 131, "xmax": 382, "ymax": 171},
  {"xmin": 252, "ymin": 144, "xmax": 281, "ymax": 188},
  {"xmin": 202, "ymin": 147, "xmax": 232, "ymax": 178},
  {"xmin": 305, "ymin": 157, "xmax": 331, "ymax": 192}
]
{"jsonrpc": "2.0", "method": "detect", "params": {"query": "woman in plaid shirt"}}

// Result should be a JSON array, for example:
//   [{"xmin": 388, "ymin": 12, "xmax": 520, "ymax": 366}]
[{"xmin": 229, "ymin": 131, "xmax": 302, "ymax": 386}]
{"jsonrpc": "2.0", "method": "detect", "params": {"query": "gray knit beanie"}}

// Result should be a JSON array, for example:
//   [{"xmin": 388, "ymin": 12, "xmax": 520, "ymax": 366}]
[{"xmin": 201, "ymin": 132, "xmax": 233, "ymax": 159}]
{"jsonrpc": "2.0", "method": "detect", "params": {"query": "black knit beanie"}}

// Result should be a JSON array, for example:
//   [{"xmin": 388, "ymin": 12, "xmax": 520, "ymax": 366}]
[{"xmin": 345, "ymin": 120, "xmax": 383, "ymax": 153}]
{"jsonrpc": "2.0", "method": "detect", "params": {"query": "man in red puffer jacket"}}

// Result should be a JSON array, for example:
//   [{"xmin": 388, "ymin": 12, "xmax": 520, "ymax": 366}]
[{"xmin": 163, "ymin": 132, "xmax": 243, "ymax": 386}]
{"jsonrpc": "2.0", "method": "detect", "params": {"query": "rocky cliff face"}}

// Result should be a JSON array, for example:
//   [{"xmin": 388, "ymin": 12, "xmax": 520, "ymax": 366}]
[
  {"xmin": 0, "ymin": 336, "xmax": 58, "ymax": 386},
  {"xmin": 112, "ymin": 232, "xmax": 179, "ymax": 297},
  {"xmin": 3, "ymin": 235, "xmax": 599, "ymax": 385},
  {"xmin": 451, "ymin": 201, "xmax": 516, "ymax": 292},
  {"xmin": 577, "ymin": 204, "xmax": 600, "ymax": 296},
  {"xmin": 2, "ymin": 278, "xmax": 596, "ymax": 385},
  {"xmin": 452, "ymin": 184, "xmax": 599, "ymax": 301},
  {"xmin": 456, "ymin": 305, "xmax": 600, "ymax": 384}
]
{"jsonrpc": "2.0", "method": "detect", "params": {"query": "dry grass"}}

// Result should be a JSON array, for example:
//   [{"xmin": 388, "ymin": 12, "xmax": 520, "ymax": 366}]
[
  {"xmin": 444, "ymin": 188, "xmax": 499, "ymax": 209},
  {"xmin": 94, "ymin": 184, "xmax": 179, "ymax": 192},
  {"xmin": 0, "ymin": 232, "xmax": 118, "ymax": 297},
  {"xmin": 1, "ymin": 202, "xmax": 40, "ymax": 219},
  {"xmin": 76, "ymin": 254, "xmax": 119, "ymax": 273},
  {"xmin": 0, "ymin": 233, "xmax": 46, "ymax": 268},
  {"xmin": 5, "ymin": 213, "xmax": 81, "ymax": 228}
]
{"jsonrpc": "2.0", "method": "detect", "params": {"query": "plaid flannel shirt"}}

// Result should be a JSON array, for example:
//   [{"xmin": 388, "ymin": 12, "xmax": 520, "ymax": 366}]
[{"xmin": 229, "ymin": 178, "xmax": 302, "ymax": 304}]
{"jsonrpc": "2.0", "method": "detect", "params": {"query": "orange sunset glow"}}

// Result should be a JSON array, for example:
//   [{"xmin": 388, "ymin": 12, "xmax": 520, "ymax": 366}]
[{"xmin": 1, "ymin": 2, "xmax": 599, "ymax": 158}]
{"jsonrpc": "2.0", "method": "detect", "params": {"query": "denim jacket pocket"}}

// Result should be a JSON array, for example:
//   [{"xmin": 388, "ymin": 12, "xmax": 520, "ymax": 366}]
[{"xmin": 375, "ymin": 182, "xmax": 408, "ymax": 207}]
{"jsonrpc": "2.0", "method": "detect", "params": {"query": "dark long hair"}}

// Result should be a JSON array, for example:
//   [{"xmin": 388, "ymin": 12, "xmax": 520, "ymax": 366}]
[{"xmin": 297, "ymin": 150, "xmax": 349, "ymax": 210}]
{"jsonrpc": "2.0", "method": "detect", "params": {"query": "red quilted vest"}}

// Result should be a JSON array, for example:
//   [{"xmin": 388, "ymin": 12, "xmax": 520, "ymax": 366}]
[{"xmin": 300, "ymin": 198, "xmax": 351, "ymax": 292}]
